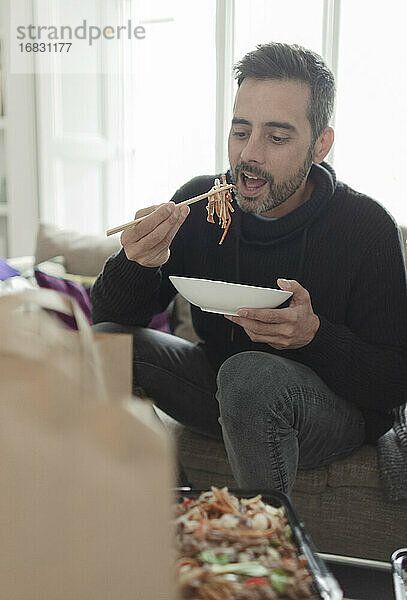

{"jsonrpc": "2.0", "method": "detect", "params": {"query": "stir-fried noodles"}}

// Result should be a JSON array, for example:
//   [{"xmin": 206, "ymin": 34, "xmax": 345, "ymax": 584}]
[
  {"xmin": 206, "ymin": 175, "xmax": 234, "ymax": 245},
  {"xmin": 173, "ymin": 487, "xmax": 317, "ymax": 600}
]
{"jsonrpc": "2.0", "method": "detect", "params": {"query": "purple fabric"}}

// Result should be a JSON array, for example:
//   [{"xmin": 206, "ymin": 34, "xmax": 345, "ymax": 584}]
[
  {"xmin": 34, "ymin": 267, "xmax": 169, "ymax": 333},
  {"xmin": 0, "ymin": 258, "xmax": 20, "ymax": 281},
  {"xmin": 148, "ymin": 311, "xmax": 171, "ymax": 333},
  {"xmin": 34, "ymin": 269, "xmax": 93, "ymax": 330}
]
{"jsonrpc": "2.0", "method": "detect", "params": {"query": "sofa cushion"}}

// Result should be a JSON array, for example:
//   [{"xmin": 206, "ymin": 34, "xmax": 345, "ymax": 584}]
[
  {"xmin": 293, "ymin": 466, "xmax": 328, "ymax": 494},
  {"xmin": 156, "ymin": 409, "xmax": 235, "ymax": 487},
  {"xmin": 35, "ymin": 223, "xmax": 121, "ymax": 277},
  {"xmin": 172, "ymin": 295, "xmax": 202, "ymax": 343},
  {"xmin": 295, "ymin": 446, "xmax": 380, "ymax": 493},
  {"xmin": 291, "ymin": 485, "xmax": 407, "ymax": 561},
  {"xmin": 327, "ymin": 444, "xmax": 381, "ymax": 489},
  {"xmin": 157, "ymin": 410, "xmax": 231, "ymax": 475}
]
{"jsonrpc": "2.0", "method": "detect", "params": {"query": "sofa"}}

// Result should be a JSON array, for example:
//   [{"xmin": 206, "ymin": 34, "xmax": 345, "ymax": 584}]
[{"xmin": 31, "ymin": 222, "xmax": 407, "ymax": 562}]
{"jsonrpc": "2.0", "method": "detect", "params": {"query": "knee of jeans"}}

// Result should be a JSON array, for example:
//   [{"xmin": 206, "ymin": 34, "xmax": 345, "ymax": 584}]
[
  {"xmin": 217, "ymin": 351, "xmax": 292, "ymax": 414},
  {"xmin": 217, "ymin": 351, "xmax": 282, "ymax": 405}
]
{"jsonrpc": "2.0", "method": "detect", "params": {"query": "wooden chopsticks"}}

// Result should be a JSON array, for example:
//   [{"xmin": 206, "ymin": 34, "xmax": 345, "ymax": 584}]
[{"xmin": 106, "ymin": 183, "xmax": 235, "ymax": 237}]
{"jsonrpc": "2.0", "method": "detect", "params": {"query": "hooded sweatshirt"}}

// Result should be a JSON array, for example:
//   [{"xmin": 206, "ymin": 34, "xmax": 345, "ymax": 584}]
[{"xmin": 92, "ymin": 162, "xmax": 407, "ymax": 442}]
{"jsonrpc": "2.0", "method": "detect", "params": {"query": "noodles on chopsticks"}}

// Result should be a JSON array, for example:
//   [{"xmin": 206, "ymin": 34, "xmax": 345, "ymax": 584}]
[{"xmin": 206, "ymin": 175, "xmax": 234, "ymax": 245}]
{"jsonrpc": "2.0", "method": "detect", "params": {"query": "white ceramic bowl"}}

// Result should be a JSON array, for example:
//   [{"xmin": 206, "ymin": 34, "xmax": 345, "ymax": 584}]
[{"xmin": 169, "ymin": 276, "xmax": 293, "ymax": 316}]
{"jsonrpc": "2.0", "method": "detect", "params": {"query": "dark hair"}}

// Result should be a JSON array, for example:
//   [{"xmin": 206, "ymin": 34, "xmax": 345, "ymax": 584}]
[{"xmin": 234, "ymin": 42, "xmax": 335, "ymax": 144}]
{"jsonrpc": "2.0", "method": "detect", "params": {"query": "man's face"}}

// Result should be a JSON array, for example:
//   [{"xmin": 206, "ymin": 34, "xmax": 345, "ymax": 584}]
[{"xmin": 228, "ymin": 78, "xmax": 315, "ymax": 215}]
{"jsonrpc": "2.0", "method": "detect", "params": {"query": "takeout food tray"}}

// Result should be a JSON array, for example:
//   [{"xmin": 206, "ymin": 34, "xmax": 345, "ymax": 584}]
[
  {"xmin": 175, "ymin": 487, "xmax": 343, "ymax": 600},
  {"xmin": 392, "ymin": 549, "xmax": 407, "ymax": 600}
]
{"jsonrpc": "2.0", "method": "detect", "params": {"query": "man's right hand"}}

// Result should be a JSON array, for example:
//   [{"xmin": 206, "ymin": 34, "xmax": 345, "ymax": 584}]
[{"xmin": 121, "ymin": 202, "xmax": 190, "ymax": 267}]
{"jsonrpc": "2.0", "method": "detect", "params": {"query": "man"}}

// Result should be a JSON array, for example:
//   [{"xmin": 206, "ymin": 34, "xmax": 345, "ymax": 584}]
[{"xmin": 92, "ymin": 42, "xmax": 407, "ymax": 493}]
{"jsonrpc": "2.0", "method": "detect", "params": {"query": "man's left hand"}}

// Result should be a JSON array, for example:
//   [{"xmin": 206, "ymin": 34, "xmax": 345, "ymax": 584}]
[{"xmin": 224, "ymin": 278, "xmax": 320, "ymax": 350}]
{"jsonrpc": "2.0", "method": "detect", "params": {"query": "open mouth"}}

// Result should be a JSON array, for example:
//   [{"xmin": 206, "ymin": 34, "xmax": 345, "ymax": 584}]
[{"xmin": 239, "ymin": 171, "xmax": 267, "ymax": 197}]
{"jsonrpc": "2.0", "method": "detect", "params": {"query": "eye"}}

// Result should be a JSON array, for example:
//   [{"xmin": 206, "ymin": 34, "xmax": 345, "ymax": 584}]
[
  {"xmin": 270, "ymin": 135, "xmax": 289, "ymax": 144},
  {"xmin": 232, "ymin": 130, "xmax": 249, "ymax": 138}
]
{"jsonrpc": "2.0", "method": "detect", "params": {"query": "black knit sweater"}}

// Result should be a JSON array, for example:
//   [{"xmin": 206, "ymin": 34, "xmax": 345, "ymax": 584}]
[{"xmin": 92, "ymin": 163, "xmax": 407, "ymax": 442}]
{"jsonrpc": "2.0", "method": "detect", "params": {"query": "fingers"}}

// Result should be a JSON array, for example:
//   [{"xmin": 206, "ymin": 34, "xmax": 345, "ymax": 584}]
[
  {"xmin": 225, "ymin": 315, "xmax": 298, "ymax": 348},
  {"xmin": 122, "ymin": 202, "xmax": 190, "ymax": 266},
  {"xmin": 121, "ymin": 202, "xmax": 188, "ymax": 247},
  {"xmin": 233, "ymin": 307, "xmax": 291, "ymax": 323},
  {"xmin": 129, "ymin": 203, "xmax": 179, "ymax": 244},
  {"xmin": 224, "ymin": 281, "xmax": 319, "ymax": 349},
  {"xmin": 277, "ymin": 278, "xmax": 310, "ymax": 304},
  {"xmin": 134, "ymin": 203, "xmax": 167, "ymax": 219},
  {"xmin": 137, "ymin": 206, "xmax": 189, "ymax": 257},
  {"xmin": 225, "ymin": 315, "xmax": 291, "ymax": 336},
  {"xmin": 121, "ymin": 204, "xmax": 167, "ymax": 247},
  {"xmin": 225, "ymin": 315, "xmax": 296, "ymax": 347},
  {"xmin": 164, "ymin": 206, "xmax": 190, "ymax": 246}
]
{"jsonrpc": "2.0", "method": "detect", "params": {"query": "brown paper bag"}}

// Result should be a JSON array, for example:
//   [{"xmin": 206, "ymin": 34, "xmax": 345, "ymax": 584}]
[
  {"xmin": 0, "ymin": 289, "xmax": 175, "ymax": 600},
  {"xmin": 87, "ymin": 331, "xmax": 133, "ymax": 401}
]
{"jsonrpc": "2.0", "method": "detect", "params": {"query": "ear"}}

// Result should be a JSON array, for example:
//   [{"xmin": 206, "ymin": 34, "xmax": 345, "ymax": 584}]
[{"xmin": 312, "ymin": 127, "xmax": 334, "ymax": 163}]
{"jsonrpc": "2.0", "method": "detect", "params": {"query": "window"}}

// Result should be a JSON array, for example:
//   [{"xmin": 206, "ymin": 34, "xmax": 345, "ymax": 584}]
[
  {"xmin": 120, "ymin": 0, "xmax": 325, "ymax": 219},
  {"xmin": 120, "ymin": 0, "xmax": 407, "ymax": 227},
  {"xmin": 334, "ymin": 0, "xmax": 407, "ymax": 223},
  {"xmin": 120, "ymin": 0, "xmax": 216, "ymax": 220},
  {"xmin": 234, "ymin": 0, "xmax": 324, "ymax": 60},
  {"xmin": 34, "ymin": 0, "xmax": 407, "ymax": 236}
]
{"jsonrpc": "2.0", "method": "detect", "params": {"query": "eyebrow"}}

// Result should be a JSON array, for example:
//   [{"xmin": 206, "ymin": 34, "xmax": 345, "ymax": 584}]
[{"xmin": 232, "ymin": 117, "xmax": 298, "ymax": 134}]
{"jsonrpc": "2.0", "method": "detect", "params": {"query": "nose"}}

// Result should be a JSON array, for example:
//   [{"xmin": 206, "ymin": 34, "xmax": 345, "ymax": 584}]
[{"xmin": 240, "ymin": 132, "xmax": 266, "ymax": 165}]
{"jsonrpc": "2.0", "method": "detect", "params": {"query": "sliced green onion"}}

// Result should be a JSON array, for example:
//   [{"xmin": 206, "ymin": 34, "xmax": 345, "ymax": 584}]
[
  {"xmin": 199, "ymin": 551, "xmax": 230, "ymax": 565},
  {"xmin": 271, "ymin": 569, "xmax": 286, "ymax": 594}
]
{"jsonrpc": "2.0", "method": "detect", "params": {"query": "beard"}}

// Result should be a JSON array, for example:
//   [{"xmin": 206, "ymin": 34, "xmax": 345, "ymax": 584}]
[{"xmin": 230, "ymin": 146, "xmax": 314, "ymax": 214}]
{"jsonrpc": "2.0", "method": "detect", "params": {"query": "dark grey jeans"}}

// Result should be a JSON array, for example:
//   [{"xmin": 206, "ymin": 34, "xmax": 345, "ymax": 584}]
[{"xmin": 92, "ymin": 323, "xmax": 366, "ymax": 493}]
